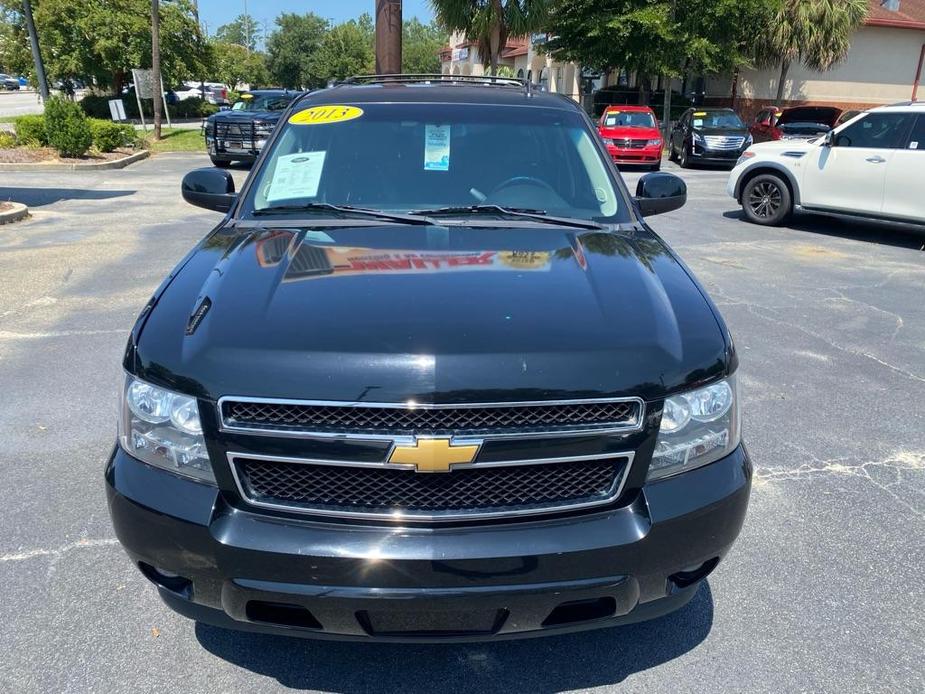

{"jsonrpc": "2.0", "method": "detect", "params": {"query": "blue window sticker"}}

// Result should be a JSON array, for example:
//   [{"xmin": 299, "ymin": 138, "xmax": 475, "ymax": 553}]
[{"xmin": 424, "ymin": 124, "xmax": 450, "ymax": 171}]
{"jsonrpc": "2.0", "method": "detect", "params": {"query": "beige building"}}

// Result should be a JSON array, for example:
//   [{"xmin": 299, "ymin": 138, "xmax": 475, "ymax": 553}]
[
  {"xmin": 439, "ymin": 32, "xmax": 583, "ymax": 101},
  {"xmin": 710, "ymin": 0, "xmax": 925, "ymax": 117}
]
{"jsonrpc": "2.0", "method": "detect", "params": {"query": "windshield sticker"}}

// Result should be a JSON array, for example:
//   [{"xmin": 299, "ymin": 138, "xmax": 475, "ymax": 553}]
[
  {"xmin": 693, "ymin": 111, "xmax": 707, "ymax": 116},
  {"xmin": 266, "ymin": 151, "xmax": 327, "ymax": 202},
  {"xmin": 911, "ymin": 141, "xmax": 919, "ymax": 150},
  {"xmin": 693, "ymin": 119, "xmax": 704, "ymax": 128},
  {"xmin": 424, "ymin": 124, "xmax": 451, "ymax": 171},
  {"xmin": 240, "ymin": 93, "xmax": 254, "ymax": 100},
  {"xmin": 289, "ymin": 105, "xmax": 363, "ymax": 126}
]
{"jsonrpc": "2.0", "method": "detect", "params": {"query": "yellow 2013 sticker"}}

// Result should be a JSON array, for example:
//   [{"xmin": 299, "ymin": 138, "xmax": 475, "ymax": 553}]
[{"xmin": 289, "ymin": 105, "xmax": 364, "ymax": 126}]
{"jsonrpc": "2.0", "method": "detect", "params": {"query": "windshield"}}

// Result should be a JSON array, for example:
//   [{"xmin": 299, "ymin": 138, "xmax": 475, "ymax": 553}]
[
  {"xmin": 243, "ymin": 102, "xmax": 629, "ymax": 223},
  {"xmin": 602, "ymin": 111, "xmax": 656, "ymax": 128},
  {"xmin": 232, "ymin": 95, "xmax": 293, "ymax": 111},
  {"xmin": 692, "ymin": 111, "xmax": 744, "ymax": 129}
]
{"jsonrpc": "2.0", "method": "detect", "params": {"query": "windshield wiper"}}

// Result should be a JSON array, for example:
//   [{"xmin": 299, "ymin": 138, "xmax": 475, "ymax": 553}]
[
  {"xmin": 409, "ymin": 205, "xmax": 605, "ymax": 230},
  {"xmin": 253, "ymin": 203, "xmax": 435, "ymax": 226}
]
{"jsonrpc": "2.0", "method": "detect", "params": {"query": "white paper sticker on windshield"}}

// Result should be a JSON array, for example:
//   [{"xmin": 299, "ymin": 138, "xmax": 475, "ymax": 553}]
[
  {"xmin": 911, "ymin": 141, "xmax": 919, "ymax": 150},
  {"xmin": 424, "ymin": 124, "xmax": 450, "ymax": 171},
  {"xmin": 267, "ymin": 151, "xmax": 327, "ymax": 202},
  {"xmin": 693, "ymin": 119, "xmax": 704, "ymax": 128}
]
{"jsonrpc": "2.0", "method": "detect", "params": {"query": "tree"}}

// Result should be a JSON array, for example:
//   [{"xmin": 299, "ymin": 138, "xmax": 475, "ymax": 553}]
[
  {"xmin": 309, "ymin": 19, "xmax": 374, "ymax": 84},
  {"xmin": 545, "ymin": 0, "xmax": 776, "ymax": 101},
  {"xmin": 265, "ymin": 12, "xmax": 327, "ymax": 88},
  {"xmin": 430, "ymin": 1, "xmax": 548, "ymax": 75},
  {"xmin": 28, "ymin": 0, "xmax": 209, "ymax": 93},
  {"xmin": 214, "ymin": 13, "xmax": 261, "ymax": 52},
  {"xmin": 756, "ymin": 0, "xmax": 868, "ymax": 103},
  {"xmin": 402, "ymin": 18, "xmax": 446, "ymax": 74},
  {"xmin": 0, "ymin": 6, "xmax": 29, "ymax": 74},
  {"xmin": 212, "ymin": 41, "xmax": 268, "ymax": 90}
]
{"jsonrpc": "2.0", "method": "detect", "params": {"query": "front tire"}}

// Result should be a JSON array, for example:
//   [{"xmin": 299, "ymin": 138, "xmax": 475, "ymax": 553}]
[
  {"xmin": 210, "ymin": 156, "xmax": 232, "ymax": 169},
  {"xmin": 678, "ymin": 145, "xmax": 691, "ymax": 169},
  {"xmin": 741, "ymin": 174, "xmax": 792, "ymax": 226}
]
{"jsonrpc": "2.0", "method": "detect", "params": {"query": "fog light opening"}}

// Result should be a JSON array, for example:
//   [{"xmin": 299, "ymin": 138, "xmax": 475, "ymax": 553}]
[
  {"xmin": 669, "ymin": 557, "xmax": 720, "ymax": 590},
  {"xmin": 245, "ymin": 601, "xmax": 323, "ymax": 630},
  {"xmin": 138, "ymin": 562, "xmax": 192, "ymax": 596},
  {"xmin": 542, "ymin": 597, "xmax": 617, "ymax": 628}
]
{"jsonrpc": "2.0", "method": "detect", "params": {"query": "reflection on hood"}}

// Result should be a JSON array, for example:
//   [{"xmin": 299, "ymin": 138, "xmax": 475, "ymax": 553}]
[{"xmin": 254, "ymin": 230, "xmax": 552, "ymax": 281}]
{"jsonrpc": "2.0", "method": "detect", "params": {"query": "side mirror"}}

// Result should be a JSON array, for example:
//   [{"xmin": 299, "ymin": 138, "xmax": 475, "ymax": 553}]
[
  {"xmin": 635, "ymin": 172, "xmax": 687, "ymax": 217},
  {"xmin": 181, "ymin": 168, "xmax": 237, "ymax": 213},
  {"xmin": 822, "ymin": 131, "xmax": 835, "ymax": 147}
]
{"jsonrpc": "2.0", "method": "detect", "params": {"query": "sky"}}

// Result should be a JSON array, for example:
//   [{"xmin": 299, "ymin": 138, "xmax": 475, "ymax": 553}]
[{"xmin": 196, "ymin": 1, "xmax": 435, "ymax": 38}]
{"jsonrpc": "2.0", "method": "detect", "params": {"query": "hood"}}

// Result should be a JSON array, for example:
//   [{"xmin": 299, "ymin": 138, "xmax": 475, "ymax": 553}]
[
  {"xmin": 599, "ymin": 125, "xmax": 661, "ymax": 140},
  {"xmin": 209, "ymin": 110, "xmax": 282, "ymax": 123},
  {"xmin": 750, "ymin": 139, "xmax": 815, "ymax": 155},
  {"xmin": 132, "ymin": 224, "xmax": 729, "ymax": 404},
  {"xmin": 693, "ymin": 126, "xmax": 749, "ymax": 137}
]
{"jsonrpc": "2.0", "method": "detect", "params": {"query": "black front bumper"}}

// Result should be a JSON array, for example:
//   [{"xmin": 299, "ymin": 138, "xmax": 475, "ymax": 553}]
[{"xmin": 106, "ymin": 445, "xmax": 751, "ymax": 642}]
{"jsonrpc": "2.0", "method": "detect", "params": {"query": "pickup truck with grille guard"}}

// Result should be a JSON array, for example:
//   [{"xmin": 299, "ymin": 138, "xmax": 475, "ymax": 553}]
[{"xmin": 107, "ymin": 75, "xmax": 751, "ymax": 642}]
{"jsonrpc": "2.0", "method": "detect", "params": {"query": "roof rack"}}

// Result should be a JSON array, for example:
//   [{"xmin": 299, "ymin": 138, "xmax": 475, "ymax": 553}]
[{"xmin": 339, "ymin": 74, "xmax": 533, "ymax": 96}]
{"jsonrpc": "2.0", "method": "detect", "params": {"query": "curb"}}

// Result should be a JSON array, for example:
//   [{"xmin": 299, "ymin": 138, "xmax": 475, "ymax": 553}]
[
  {"xmin": 0, "ymin": 202, "xmax": 29, "ymax": 225},
  {"xmin": 0, "ymin": 149, "xmax": 150, "ymax": 172}
]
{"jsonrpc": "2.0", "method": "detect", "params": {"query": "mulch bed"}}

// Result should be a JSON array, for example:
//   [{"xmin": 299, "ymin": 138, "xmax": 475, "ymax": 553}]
[{"xmin": 0, "ymin": 147, "xmax": 137, "ymax": 164}]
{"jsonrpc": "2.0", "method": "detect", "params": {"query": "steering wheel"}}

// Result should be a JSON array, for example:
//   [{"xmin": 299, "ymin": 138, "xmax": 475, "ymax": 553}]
[{"xmin": 489, "ymin": 176, "xmax": 557, "ymax": 197}]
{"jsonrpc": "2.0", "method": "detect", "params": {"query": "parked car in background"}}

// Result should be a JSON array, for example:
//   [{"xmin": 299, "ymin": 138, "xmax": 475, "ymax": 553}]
[
  {"xmin": 751, "ymin": 106, "xmax": 842, "ymax": 144},
  {"xmin": 204, "ymin": 89, "xmax": 300, "ymax": 167},
  {"xmin": 748, "ymin": 106, "xmax": 782, "ymax": 143},
  {"xmin": 669, "ymin": 108, "xmax": 752, "ymax": 169},
  {"xmin": 18, "ymin": 76, "xmax": 27, "ymax": 87},
  {"xmin": 0, "ymin": 73, "xmax": 21, "ymax": 90},
  {"xmin": 728, "ymin": 102, "xmax": 925, "ymax": 226},
  {"xmin": 597, "ymin": 105, "xmax": 663, "ymax": 170}
]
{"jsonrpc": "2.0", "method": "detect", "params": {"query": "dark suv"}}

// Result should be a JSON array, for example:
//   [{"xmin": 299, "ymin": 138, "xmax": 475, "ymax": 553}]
[
  {"xmin": 669, "ymin": 108, "xmax": 752, "ymax": 168},
  {"xmin": 204, "ymin": 89, "xmax": 300, "ymax": 167},
  {"xmin": 107, "ymin": 75, "xmax": 751, "ymax": 642}
]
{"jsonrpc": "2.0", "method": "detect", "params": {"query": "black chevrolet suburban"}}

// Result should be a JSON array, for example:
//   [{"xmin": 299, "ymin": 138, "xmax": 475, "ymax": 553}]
[{"xmin": 107, "ymin": 75, "xmax": 751, "ymax": 642}]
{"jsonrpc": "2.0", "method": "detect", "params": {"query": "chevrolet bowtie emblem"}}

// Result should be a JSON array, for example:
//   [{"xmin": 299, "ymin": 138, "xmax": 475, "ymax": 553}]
[{"xmin": 388, "ymin": 437, "xmax": 481, "ymax": 473}]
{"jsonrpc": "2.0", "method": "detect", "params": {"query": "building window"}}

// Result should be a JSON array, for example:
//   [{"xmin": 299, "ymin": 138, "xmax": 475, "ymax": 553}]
[{"xmin": 517, "ymin": 69, "xmax": 525, "ymax": 79}]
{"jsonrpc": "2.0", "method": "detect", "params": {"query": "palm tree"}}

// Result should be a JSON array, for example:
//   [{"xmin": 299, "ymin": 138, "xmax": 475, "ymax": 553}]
[
  {"xmin": 760, "ymin": 0, "xmax": 868, "ymax": 103},
  {"xmin": 431, "ymin": 1, "xmax": 548, "ymax": 75}
]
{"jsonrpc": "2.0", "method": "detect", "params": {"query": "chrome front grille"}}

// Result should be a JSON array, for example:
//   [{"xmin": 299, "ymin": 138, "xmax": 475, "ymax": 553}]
[
  {"xmin": 220, "ymin": 398, "xmax": 643, "ymax": 438},
  {"xmin": 703, "ymin": 135, "xmax": 745, "ymax": 150},
  {"xmin": 230, "ymin": 454, "xmax": 631, "ymax": 521}
]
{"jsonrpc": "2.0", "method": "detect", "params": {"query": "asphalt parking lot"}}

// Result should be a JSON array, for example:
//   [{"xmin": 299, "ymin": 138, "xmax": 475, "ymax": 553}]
[{"xmin": 0, "ymin": 153, "xmax": 922, "ymax": 693}]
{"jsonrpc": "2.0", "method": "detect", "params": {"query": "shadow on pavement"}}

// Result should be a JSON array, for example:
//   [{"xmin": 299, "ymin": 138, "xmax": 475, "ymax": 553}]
[
  {"xmin": 722, "ymin": 209, "xmax": 925, "ymax": 251},
  {"xmin": 194, "ymin": 581, "xmax": 714, "ymax": 692},
  {"xmin": 0, "ymin": 187, "xmax": 135, "ymax": 208}
]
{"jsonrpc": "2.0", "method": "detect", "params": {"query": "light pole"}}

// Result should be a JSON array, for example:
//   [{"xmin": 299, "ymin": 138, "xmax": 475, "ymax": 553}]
[
  {"xmin": 22, "ymin": 0, "xmax": 49, "ymax": 100},
  {"xmin": 152, "ymin": 0, "xmax": 163, "ymax": 139},
  {"xmin": 375, "ymin": 0, "xmax": 402, "ymax": 74}
]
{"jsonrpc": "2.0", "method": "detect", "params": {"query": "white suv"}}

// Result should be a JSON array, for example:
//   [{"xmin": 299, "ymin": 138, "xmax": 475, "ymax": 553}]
[{"xmin": 727, "ymin": 102, "xmax": 925, "ymax": 226}]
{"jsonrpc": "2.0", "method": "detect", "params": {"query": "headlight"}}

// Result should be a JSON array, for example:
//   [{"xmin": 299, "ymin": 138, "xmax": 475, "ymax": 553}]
[
  {"xmin": 745, "ymin": 134, "xmax": 753, "ymax": 147},
  {"xmin": 601, "ymin": 137, "xmax": 614, "ymax": 145},
  {"xmin": 648, "ymin": 138, "xmax": 662, "ymax": 147},
  {"xmin": 692, "ymin": 131, "xmax": 705, "ymax": 144},
  {"xmin": 119, "ymin": 375, "xmax": 214, "ymax": 484},
  {"xmin": 647, "ymin": 375, "xmax": 740, "ymax": 481},
  {"xmin": 736, "ymin": 151, "xmax": 756, "ymax": 167}
]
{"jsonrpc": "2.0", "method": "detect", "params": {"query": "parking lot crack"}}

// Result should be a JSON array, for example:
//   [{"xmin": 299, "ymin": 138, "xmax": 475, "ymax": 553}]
[{"xmin": 757, "ymin": 447, "xmax": 925, "ymax": 518}]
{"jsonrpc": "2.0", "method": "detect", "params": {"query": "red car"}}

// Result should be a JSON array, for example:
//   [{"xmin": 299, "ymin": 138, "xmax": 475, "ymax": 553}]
[{"xmin": 597, "ymin": 105, "xmax": 663, "ymax": 170}]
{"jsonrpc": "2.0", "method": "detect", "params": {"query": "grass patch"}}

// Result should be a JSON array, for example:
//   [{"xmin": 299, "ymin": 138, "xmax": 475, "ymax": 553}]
[{"xmin": 143, "ymin": 127, "xmax": 205, "ymax": 153}]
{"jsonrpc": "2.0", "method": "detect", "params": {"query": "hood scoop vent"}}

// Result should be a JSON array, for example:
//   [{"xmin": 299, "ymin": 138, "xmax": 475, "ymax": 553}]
[{"xmin": 186, "ymin": 297, "xmax": 212, "ymax": 335}]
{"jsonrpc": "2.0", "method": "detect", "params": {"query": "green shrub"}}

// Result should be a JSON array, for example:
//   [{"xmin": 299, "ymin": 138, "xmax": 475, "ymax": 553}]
[
  {"xmin": 79, "ymin": 94, "xmax": 113, "ymax": 119},
  {"xmin": 89, "ymin": 119, "xmax": 136, "ymax": 152},
  {"xmin": 0, "ymin": 131, "xmax": 16, "ymax": 148},
  {"xmin": 44, "ymin": 97, "xmax": 93, "ymax": 157},
  {"xmin": 172, "ymin": 97, "xmax": 218, "ymax": 119},
  {"xmin": 14, "ymin": 114, "xmax": 47, "ymax": 147}
]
